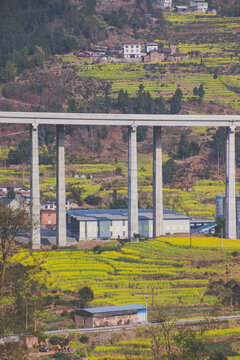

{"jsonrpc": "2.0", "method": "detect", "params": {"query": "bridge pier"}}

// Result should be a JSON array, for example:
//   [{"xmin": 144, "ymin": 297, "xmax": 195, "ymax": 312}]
[
  {"xmin": 30, "ymin": 124, "xmax": 41, "ymax": 249},
  {"xmin": 128, "ymin": 125, "xmax": 138, "ymax": 241},
  {"xmin": 56, "ymin": 125, "xmax": 67, "ymax": 246},
  {"xmin": 225, "ymin": 126, "xmax": 236, "ymax": 239},
  {"xmin": 153, "ymin": 126, "xmax": 164, "ymax": 238}
]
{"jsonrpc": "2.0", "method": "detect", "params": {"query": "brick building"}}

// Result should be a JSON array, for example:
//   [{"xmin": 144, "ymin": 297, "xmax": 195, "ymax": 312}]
[{"xmin": 40, "ymin": 209, "xmax": 56, "ymax": 229}]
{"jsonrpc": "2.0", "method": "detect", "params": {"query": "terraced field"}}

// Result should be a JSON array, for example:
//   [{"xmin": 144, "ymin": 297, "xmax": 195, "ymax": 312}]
[
  {"xmin": 15, "ymin": 237, "xmax": 240, "ymax": 308},
  {"xmin": 0, "ymin": 161, "xmax": 237, "ymax": 219},
  {"xmin": 13, "ymin": 237, "xmax": 240, "ymax": 359}
]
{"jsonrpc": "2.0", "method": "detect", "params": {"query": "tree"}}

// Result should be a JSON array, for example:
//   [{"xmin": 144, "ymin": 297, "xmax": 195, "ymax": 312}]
[
  {"xmin": 3, "ymin": 60, "xmax": 17, "ymax": 82},
  {"xmin": 193, "ymin": 87, "xmax": 199, "ymax": 96},
  {"xmin": 137, "ymin": 126, "xmax": 148, "ymax": 142},
  {"xmin": 84, "ymin": 195, "xmax": 102, "ymax": 206},
  {"xmin": 198, "ymin": 84, "xmax": 205, "ymax": 98},
  {"xmin": 178, "ymin": 133, "xmax": 200, "ymax": 159},
  {"xmin": 174, "ymin": 328, "xmax": 207, "ymax": 359},
  {"xmin": 170, "ymin": 88, "xmax": 183, "ymax": 114},
  {"xmin": 7, "ymin": 140, "xmax": 30, "ymax": 165},
  {"xmin": 32, "ymin": 46, "xmax": 45, "ymax": 68},
  {"xmin": 163, "ymin": 159, "xmax": 177, "ymax": 184},
  {"xmin": 209, "ymin": 352, "xmax": 228, "ymax": 360},
  {"xmin": 69, "ymin": 186, "xmax": 84, "ymax": 206},
  {"xmin": 0, "ymin": 201, "xmax": 29, "ymax": 294},
  {"xmin": 78, "ymin": 286, "xmax": 94, "ymax": 307}
]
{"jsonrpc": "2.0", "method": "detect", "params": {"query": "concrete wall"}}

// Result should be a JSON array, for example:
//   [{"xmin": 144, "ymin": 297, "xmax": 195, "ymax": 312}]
[
  {"xmin": 68, "ymin": 216, "xmax": 190, "ymax": 240},
  {"xmin": 75, "ymin": 313, "xmax": 140, "ymax": 328}
]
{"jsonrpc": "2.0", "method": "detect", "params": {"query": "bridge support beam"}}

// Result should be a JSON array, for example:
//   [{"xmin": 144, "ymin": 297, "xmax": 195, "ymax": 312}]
[
  {"xmin": 128, "ymin": 125, "xmax": 138, "ymax": 241},
  {"xmin": 30, "ymin": 124, "xmax": 41, "ymax": 249},
  {"xmin": 225, "ymin": 126, "xmax": 236, "ymax": 239},
  {"xmin": 56, "ymin": 125, "xmax": 67, "ymax": 246},
  {"xmin": 153, "ymin": 126, "xmax": 164, "ymax": 238}
]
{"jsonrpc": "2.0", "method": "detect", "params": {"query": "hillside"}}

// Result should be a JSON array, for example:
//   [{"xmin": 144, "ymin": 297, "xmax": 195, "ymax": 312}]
[
  {"xmin": 0, "ymin": 0, "xmax": 240, "ymax": 214},
  {"xmin": 10, "ymin": 237, "xmax": 240, "ymax": 359}
]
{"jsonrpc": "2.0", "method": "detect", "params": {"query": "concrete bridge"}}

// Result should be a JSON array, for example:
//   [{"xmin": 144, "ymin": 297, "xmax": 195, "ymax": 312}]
[{"xmin": 0, "ymin": 111, "xmax": 239, "ymax": 249}]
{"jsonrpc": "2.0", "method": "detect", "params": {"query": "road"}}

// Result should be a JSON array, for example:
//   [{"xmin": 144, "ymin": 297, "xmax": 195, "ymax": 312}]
[
  {"xmin": 2, "ymin": 314, "xmax": 240, "ymax": 343},
  {"xmin": 44, "ymin": 313, "xmax": 240, "ymax": 335}
]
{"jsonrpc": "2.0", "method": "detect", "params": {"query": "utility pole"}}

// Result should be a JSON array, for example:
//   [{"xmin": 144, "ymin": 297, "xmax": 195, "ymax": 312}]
[{"xmin": 26, "ymin": 302, "xmax": 28, "ymax": 332}]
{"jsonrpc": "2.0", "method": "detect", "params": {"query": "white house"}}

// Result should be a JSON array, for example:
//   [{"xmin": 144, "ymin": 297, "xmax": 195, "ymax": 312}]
[
  {"xmin": 123, "ymin": 44, "xmax": 141, "ymax": 59},
  {"xmin": 145, "ymin": 42, "xmax": 158, "ymax": 53},
  {"xmin": 157, "ymin": 0, "xmax": 172, "ymax": 9},
  {"xmin": 41, "ymin": 200, "xmax": 70, "ymax": 211},
  {"xmin": 190, "ymin": 0, "xmax": 208, "ymax": 12}
]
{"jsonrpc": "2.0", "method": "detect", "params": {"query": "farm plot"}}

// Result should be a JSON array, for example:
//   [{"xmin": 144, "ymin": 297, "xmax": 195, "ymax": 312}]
[{"xmin": 16, "ymin": 237, "xmax": 234, "ymax": 310}]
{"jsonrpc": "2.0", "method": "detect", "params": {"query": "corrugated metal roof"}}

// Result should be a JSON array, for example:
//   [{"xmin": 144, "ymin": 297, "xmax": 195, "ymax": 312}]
[
  {"xmin": 79, "ymin": 304, "xmax": 146, "ymax": 314},
  {"xmin": 67, "ymin": 208, "xmax": 189, "ymax": 221}
]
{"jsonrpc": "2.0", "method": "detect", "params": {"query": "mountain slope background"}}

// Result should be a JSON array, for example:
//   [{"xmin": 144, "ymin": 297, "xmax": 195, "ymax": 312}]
[{"xmin": 0, "ymin": 0, "xmax": 240, "ymax": 199}]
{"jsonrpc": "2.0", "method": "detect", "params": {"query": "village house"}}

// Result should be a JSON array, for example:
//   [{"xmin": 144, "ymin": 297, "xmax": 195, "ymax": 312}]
[
  {"xmin": 75, "ymin": 304, "xmax": 147, "ymax": 328},
  {"xmin": 144, "ymin": 42, "xmax": 158, "ymax": 53},
  {"xmin": 173, "ymin": 5, "xmax": 188, "ymax": 12},
  {"xmin": 157, "ymin": 0, "xmax": 172, "ymax": 9},
  {"xmin": 107, "ymin": 46, "xmax": 123, "ymax": 57},
  {"xmin": 143, "ymin": 50, "xmax": 165, "ymax": 63},
  {"xmin": 167, "ymin": 53, "xmax": 189, "ymax": 62},
  {"xmin": 41, "ymin": 199, "xmax": 70, "ymax": 211},
  {"xmin": 190, "ymin": 0, "xmax": 208, "ymax": 12},
  {"xmin": 40, "ymin": 209, "xmax": 56, "ymax": 229},
  {"xmin": 123, "ymin": 43, "xmax": 141, "ymax": 59},
  {"xmin": 0, "ymin": 182, "xmax": 28, "ymax": 196}
]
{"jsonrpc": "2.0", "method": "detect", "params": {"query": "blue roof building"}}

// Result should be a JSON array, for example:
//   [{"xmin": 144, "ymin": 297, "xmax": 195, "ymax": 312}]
[{"xmin": 75, "ymin": 304, "xmax": 146, "ymax": 328}]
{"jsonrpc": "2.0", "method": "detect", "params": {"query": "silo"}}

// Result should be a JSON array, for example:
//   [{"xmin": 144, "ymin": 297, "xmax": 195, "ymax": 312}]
[{"xmin": 216, "ymin": 195, "xmax": 224, "ymax": 218}]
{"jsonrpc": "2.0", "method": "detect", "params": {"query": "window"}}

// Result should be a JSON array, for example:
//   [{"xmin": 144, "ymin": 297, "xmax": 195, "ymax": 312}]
[
  {"xmin": 125, "ymin": 45, "xmax": 129, "ymax": 48},
  {"xmin": 123, "ymin": 231, "xmax": 125, "ymax": 236},
  {"xmin": 110, "ymin": 221, "xmax": 112, "ymax": 226},
  {"xmin": 48, "ymin": 220, "xmax": 51, "ymax": 224},
  {"xmin": 48, "ymin": 214, "xmax": 51, "ymax": 217},
  {"xmin": 136, "ymin": 45, "xmax": 139, "ymax": 48},
  {"xmin": 123, "ymin": 220, "xmax": 125, "ymax": 226},
  {"xmin": 131, "ymin": 45, "xmax": 134, "ymax": 48},
  {"xmin": 110, "ymin": 231, "xmax": 113, "ymax": 237}
]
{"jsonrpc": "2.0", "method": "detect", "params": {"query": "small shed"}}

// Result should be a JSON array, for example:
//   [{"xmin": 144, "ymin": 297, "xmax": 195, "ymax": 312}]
[{"xmin": 75, "ymin": 304, "xmax": 146, "ymax": 328}]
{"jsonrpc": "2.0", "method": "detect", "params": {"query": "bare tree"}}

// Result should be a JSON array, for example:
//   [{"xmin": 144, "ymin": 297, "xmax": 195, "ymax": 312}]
[{"xmin": 0, "ymin": 201, "xmax": 29, "ymax": 294}]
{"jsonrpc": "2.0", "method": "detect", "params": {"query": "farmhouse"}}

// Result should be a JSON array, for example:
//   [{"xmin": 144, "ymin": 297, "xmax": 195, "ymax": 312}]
[
  {"xmin": 143, "ymin": 50, "xmax": 165, "ymax": 63},
  {"xmin": 67, "ymin": 208, "xmax": 190, "ymax": 241},
  {"xmin": 145, "ymin": 42, "xmax": 159, "ymax": 53},
  {"xmin": 40, "ymin": 209, "xmax": 56, "ymax": 229},
  {"xmin": 75, "ymin": 304, "xmax": 146, "ymax": 328},
  {"xmin": 189, "ymin": 0, "xmax": 208, "ymax": 12},
  {"xmin": 123, "ymin": 43, "xmax": 141, "ymax": 59},
  {"xmin": 157, "ymin": 0, "xmax": 172, "ymax": 9},
  {"xmin": 173, "ymin": 5, "xmax": 188, "ymax": 12}
]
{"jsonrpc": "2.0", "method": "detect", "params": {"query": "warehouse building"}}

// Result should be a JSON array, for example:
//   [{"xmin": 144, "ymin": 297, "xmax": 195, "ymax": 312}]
[
  {"xmin": 67, "ymin": 209, "xmax": 190, "ymax": 241},
  {"xmin": 75, "ymin": 304, "xmax": 146, "ymax": 328}
]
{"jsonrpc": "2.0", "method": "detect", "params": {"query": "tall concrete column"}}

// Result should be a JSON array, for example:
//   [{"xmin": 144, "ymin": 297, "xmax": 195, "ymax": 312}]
[
  {"xmin": 225, "ymin": 126, "xmax": 236, "ymax": 239},
  {"xmin": 128, "ymin": 125, "xmax": 138, "ymax": 241},
  {"xmin": 153, "ymin": 126, "xmax": 164, "ymax": 238},
  {"xmin": 225, "ymin": 134, "xmax": 229, "ymax": 235},
  {"xmin": 56, "ymin": 125, "xmax": 67, "ymax": 246},
  {"xmin": 30, "ymin": 124, "xmax": 41, "ymax": 250}
]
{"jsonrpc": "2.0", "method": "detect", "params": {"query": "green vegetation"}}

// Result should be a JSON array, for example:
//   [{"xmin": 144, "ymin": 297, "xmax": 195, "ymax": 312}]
[{"xmin": 14, "ymin": 237, "xmax": 240, "ymax": 308}]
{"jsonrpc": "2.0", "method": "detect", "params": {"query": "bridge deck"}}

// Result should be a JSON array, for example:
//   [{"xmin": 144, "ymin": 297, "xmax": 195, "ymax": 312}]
[{"xmin": 0, "ymin": 112, "xmax": 239, "ymax": 127}]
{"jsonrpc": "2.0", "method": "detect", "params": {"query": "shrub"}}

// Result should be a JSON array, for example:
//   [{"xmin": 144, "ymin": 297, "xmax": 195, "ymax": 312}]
[{"xmin": 79, "ymin": 335, "xmax": 89, "ymax": 344}]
